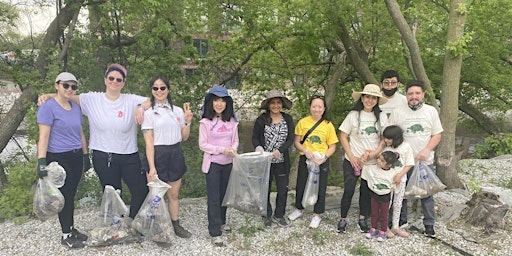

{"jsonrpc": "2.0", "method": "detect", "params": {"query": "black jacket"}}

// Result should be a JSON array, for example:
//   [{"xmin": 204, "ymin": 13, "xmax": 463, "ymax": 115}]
[{"xmin": 252, "ymin": 112, "xmax": 295, "ymax": 173}]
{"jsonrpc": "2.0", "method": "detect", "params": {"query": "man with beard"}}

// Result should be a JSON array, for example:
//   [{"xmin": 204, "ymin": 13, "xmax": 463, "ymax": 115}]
[
  {"xmin": 379, "ymin": 70, "xmax": 407, "ymax": 120},
  {"xmin": 388, "ymin": 80, "xmax": 443, "ymax": 238}
]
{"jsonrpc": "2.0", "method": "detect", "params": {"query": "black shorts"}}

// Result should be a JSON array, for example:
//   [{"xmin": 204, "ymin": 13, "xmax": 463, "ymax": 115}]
[{"xmin": 141, "ymin": 143, "xmax": 187, "ymax": 182}]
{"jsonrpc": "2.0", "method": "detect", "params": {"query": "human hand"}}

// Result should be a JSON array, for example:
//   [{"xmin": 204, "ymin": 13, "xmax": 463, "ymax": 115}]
[
  {"xmin": 224, "ymin": 147, "xmax": 236, "ymax": 157},
  {"xmin": 255, "ymin": 146, "xmax": 264, "ymax": 153},
  {"xmin": 83, "ymin": 153, "xmax": 91, "ymax": 172},
  {"xmin": 416, "ymin": 148, "xmax": 431, "ymax": 161},
  {"xmin": 271, "ymin": 150, "xmax": 281, "ymax": 159},
  {"xmin": 304, "ymin": 150, "xmax": 314, "ymax": 159},
  {"xmin": 393, "ymin": 173, "xmax": 403, "ymax": 184},
  {"xmin": 313, "ymin": 155, "xmax": 326, "ymax": 166},
  {"xmin": 146, "ymin": 169, "xmax": 158, "ymax": 182},
  {"xmin": 37, "ymin": 95, "xmax": 50, "ymax": 106},
  {"xmin": 36, "ymin": 158, "xmax": 47, "ymax": 178},
  {"xmin": 183, "ymin": 102, "xmax": 193, "ymax": 124},
  {"xmin": 135, "ymin": 105, "xmax": 144, "ymax": 125}
]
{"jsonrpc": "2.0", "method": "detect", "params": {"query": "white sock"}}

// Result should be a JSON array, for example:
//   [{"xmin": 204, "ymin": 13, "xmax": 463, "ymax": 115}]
[{"xmin": 62, "ymin": 233, "xmax": 71, "ymax": 239}]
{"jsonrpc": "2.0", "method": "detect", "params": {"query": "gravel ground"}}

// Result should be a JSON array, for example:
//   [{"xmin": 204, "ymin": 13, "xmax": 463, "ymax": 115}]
[{"xmin": 1, "ymin": 158, "xmax": 512, "ymax": 256}]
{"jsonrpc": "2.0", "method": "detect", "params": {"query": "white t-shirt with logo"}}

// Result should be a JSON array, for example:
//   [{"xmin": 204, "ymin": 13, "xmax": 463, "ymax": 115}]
[
  {"xmin": 380, "ymin": 92, "xmax": 407, "ymax": 120},
  {"xmin": 388, "ymin": 104, "xmax": 443, "ymax": 165},
  {"xmin": 80, "ymin": 92, "xmax": 147, "ymax": 154},
  {"xmin": 141, "ymin": 105, "xmax": 185, "ymax": 145}
]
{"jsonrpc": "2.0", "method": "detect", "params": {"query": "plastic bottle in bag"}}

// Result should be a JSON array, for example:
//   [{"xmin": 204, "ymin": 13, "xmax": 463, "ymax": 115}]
[{"xmin": 419, "ymin": 163, "xmax": 428, "ymax": 180}]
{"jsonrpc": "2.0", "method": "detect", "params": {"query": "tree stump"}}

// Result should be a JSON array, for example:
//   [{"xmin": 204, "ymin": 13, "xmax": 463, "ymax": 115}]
[{"xmin": 462, "ymin": 190, "xmax": 509, "ymax": 229}]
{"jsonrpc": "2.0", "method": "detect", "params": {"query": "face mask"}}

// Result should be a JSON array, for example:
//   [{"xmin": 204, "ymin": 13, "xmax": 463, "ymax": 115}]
[
  {"xmin": 408, "ymin": 102, "xmax": 423, "ymax": 111},
  {"xmin": 382, "ymin": 87, "xmax": 398, "ymax": 97}
]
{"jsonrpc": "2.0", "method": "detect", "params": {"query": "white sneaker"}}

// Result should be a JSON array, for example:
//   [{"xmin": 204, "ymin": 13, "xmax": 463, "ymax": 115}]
[
  {"xmin": 309, "ymin": 215, "xmax": 321, "ymax": 228},
  {"xmin": 288, "ymin": 209, "xmax": 303, "ymax": 221}
]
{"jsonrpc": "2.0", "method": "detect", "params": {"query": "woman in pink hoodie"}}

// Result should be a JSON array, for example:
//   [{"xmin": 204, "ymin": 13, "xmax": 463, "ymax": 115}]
[{"xmin": 198, "ymin": 85, "xmax": 239, "ymax": 247}]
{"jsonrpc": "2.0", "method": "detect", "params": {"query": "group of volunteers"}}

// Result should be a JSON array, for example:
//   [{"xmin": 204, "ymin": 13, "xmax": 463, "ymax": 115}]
[{"xmin": 35, "ymin": 65, "xmax": 442, "ymax": 249}]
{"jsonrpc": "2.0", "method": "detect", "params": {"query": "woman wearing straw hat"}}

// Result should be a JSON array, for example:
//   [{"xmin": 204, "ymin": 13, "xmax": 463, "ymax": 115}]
[
  {"xmin": 252, "ymin": 90, "xmax": 295, "ymax": 227},
  {"xmin": 336, "ymin": 84, "xmax": 388, "ymax": 234}
]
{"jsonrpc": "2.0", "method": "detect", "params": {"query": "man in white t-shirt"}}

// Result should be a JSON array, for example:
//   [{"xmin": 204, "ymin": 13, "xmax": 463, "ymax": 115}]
[
  {"xmin": 379, "ymin": 70, "xmax": 407, "ymax": 120},
  {"xmin": 388, "ymin": 80, "xmax": 443, "ymax": 238}
]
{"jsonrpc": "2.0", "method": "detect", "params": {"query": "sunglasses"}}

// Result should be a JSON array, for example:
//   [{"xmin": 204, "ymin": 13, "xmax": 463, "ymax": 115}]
[
  {"xmin": 60, "ymin": 82, "xmax": 78, "ymax": 91},
  {"xmin": 152, "ymin": 86, "xmax": 167, "ymax": 91},
  {"xmin": 107, "ymin": 76, "xmax": 124, "ymax": 83}
]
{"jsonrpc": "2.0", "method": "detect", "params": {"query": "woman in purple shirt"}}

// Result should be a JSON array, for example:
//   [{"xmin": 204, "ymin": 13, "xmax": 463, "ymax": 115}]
[
  {"xmin": 198, "ymin": 85, "xmax": 239, "ymax": 247},
  {"xmin": 36, "ymin": 72, "xmax": 89, "ymax": 249}
]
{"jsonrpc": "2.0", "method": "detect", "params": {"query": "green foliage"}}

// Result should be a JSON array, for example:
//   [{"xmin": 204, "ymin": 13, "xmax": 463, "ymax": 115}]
[
  {"xmin": 466, "ymin": 176, "xmax": 482, "ymax": 194},
  {"xmin": 348, "ymin": 240, "xmax": 372, "ymax": 256},
  {"xmin": 0, "ymin": 160, "xmax": 37, "ymax": 220},
  {"xmin": 75, "ymin": 171, "xmax": 103, "ymax": 207},
  {"xmin": 473, "ymin": 133, "xmax": 512, "ymax": 159}
]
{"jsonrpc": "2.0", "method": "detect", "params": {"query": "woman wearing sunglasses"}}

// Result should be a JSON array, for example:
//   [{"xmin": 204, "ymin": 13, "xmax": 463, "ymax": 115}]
[
  {"xmin": 140, "ymin": 76, "xmax": 193, "ymax": 238},
  {"xmin": 39, "ymin": 63, "xmax": 150, "ymax": 223},
  {"xmin": 36, "ymin": 72, "xmax": 89, "ymax": 249}
]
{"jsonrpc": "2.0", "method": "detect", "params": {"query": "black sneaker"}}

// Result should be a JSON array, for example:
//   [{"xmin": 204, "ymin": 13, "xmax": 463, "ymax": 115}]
[
  {"xmin": 61, "ymin": 236, "xmax": 85, "ymax": 249},
  {"xmin": 357, "ymin": 219, "xmax": 370, "ymax": 233},
  {"xmin": 263, "ymin": 216, "xmax": 272, "ymax": 227},
  {"xmin": 424, "ymin": 225, "xmax": 436, "ymax": 238},
  {"xmin": 271, "ymin": 216, "xmax": 289, "ymax": 227},
  {"xmin": 336, "ymin": 219, "xmax": 347, "ymax": 233},
  {"xmin": 173, "ymin": 223, "xmax": 192, "ymax": 238},
  {"xmin": 71, "ymin": 228, "xmax": 88, "ymax": 241}
]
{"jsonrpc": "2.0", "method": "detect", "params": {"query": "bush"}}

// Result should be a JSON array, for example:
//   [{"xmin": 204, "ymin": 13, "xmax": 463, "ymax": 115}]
[
  {"xmin": 0, "ymin": 160, "xmax": 37, "ymax": 220},
  {"xmin": 473, "ymin": 133, "xmax": 512, "ymax": 159}
]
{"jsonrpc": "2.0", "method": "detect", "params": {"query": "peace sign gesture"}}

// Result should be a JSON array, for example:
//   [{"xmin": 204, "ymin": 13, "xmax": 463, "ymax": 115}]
[{"xmin": 183, "ymin": 102, "xmax": 193, "ymax": 125}]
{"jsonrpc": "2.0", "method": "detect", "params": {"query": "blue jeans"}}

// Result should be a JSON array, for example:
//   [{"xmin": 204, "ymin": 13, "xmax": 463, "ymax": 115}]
[{"xmin": 205, "ymin": 162, "xmax": 232, "ymax": 237}]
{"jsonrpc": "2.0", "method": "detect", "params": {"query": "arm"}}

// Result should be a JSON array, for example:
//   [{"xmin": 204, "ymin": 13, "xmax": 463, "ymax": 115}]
[
  {"xmin": 39, "ymin": 93, "xmax": 79, "ymax": 106},
  {"xmin": 198, "ymin": 120, "xmax": 228, "ymax": 155},
  {"xmin": 252, "ymin": 117, "xmax": 264, "ymax": 149},
  {"xmin": 37, "ymin": 124, "xmax": 51, "ymax": 159},
  {"xmin": 143, "ymin": 129, "xmax": 158, "ymax": 181},
  {"xmin": 417, "ymin": 133, "xmax": 442, "ymax": 161},
  {"xmin": 231, "ymin": 121, "xmax": 239, "ymax": 155},
  {"xmin": 294, "ymin": 134, "xmax": 313, "ymax": 159},
  {"xmin": 393, "ymin": 165, "xmax": 413, "ymax": 184},
  {"xmin": 135, "ymin": 97, "xmax": 151, "ymax": 125},
  {"xmin": 339, "ymin": 131, "xmax": 361, "ymax": 170},
  {"xmin": 278, "ymin": 114, "xmax": 295, "ymax": 153},
  {"xmin": 181, "ymin": 103, "xmax": 193, "ymax": 141}
]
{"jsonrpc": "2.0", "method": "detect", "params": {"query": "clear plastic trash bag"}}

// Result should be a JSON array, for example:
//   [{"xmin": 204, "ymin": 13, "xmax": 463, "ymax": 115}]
[
  {"xmin": 302, "ymin": 152, "xmax": 323, "ymax": 207},
  {"xmin": 222, "ymin": 152, "xmax": 272, "ymax": 216},
  {"xmin": 405, "ymin": 162, "xmax": 446, "ymax": 199},
  {"xmin": 33, "ymin": 176, "xmax": 64, "ymax": 221},
  {"xmin": 98, "ymin": 185, "xmax": 129, "ymax": 227},
  {"xmin": 132, "ymin": 177, "xmax": 173, "ymax": 243},
  {"xmin": 46, "ymin": 161, "xmax": 66, "ymax": 188}
]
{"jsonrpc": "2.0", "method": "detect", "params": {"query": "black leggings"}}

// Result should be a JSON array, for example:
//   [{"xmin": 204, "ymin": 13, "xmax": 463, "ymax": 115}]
[
  {"xmin": 92, "ymin": 150, "xmax": 149, "ymax": 219},
  {"xmin": 47, "ymin": 149, "xmax": 83, "ymax": 234}
]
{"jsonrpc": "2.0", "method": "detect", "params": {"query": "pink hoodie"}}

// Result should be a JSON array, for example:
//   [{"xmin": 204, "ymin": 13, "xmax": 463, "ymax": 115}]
[{"xmin": 198, "ymin": 117, "xmax": 239, "ymax": 173}]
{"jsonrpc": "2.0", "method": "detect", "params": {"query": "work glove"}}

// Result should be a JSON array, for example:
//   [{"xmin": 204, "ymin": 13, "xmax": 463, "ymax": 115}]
[
  {"xmin": 83, "ymin": 153, "xmax": 91, "ymax": 172},
  {"xmin": 36, "ymin": 158, "xmax": 48, "ymax": 178}
]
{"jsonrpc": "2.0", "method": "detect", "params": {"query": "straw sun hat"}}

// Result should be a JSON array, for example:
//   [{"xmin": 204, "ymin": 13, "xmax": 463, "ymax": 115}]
[
  {"xmin": 260, "ymin": 90, "xmax": 293, "ymax": 109},
  {"xmin": 351, "ymin": 84, "xmax": 388, "ymax": 105}
]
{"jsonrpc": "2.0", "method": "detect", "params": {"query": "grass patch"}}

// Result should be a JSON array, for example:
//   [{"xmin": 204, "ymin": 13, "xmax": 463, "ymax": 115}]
[{"xmin": 348, "ymin": 240, "xmax": 372, "ymax": 256}]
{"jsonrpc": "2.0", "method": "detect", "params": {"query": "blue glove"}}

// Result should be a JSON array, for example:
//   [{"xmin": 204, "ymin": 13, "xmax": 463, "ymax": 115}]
[
  {"xmin": 83, "ymin": 153, "xmax": 91, "ymax": 172},
  {"xmin": 36, "ymin": 158, "xmax": 47, "ymax": 178}
]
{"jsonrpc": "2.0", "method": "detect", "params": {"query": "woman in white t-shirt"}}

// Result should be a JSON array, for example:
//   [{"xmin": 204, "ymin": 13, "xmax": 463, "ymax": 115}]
[
  {"xmin": 141, "ymin": 75, "xmax": 193, "ymax": 238},
  {"xmin": 336, "ymin": 84, "xmax": 388, "ymax": 234}
]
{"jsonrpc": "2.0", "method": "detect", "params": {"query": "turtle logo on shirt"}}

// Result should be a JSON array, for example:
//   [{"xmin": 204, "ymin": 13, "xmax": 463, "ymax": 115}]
[
  {"xmin": 393, "ymin": 161, "xmax": 403, "ymax": 168},
  {"xmin": 308, "ymin": 135, "xmax": 322, "ymax": 144},
  {"xmin": 407, "ymin": 124, "xmax": 424, "ymax": 133},
  {"xmin": 374, "ymin": 183, "xmax": 390, "ymax": 190},
  {"xmin": 361, "ymin": 126, "xmax": 378, "ymax": 135}
]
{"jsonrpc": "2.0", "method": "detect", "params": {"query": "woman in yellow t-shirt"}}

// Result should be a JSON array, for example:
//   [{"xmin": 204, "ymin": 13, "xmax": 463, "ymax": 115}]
[{"xmin": 288, "ymin": 95, "xmax": 339, "ymax": 229}]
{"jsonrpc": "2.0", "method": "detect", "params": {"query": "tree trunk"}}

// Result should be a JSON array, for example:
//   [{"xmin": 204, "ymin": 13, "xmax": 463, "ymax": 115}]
[
  {"xmin": 436, "ymin": 0, "xmax": 466, "ymax": 189},
  {"xmin": 0, "ymin": 1, "xmax": 84, "ymax": 183}
]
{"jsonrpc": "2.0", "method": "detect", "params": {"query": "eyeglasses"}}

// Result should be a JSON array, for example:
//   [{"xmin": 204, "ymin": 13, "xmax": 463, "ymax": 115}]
[
  {"xmin": 152, "ymin": 86, "xmax": 167, "ymax": 91},
  {"xmin": 107, "ymin": 76, "xmax": 123, "ymax": 83},
  {"xmin": 382, "ymin": 81, "xmax": 398, "ymax": 85},
  {"xmin": 60, "ymin": 82, "xmax": 78, "ymax": 91}
]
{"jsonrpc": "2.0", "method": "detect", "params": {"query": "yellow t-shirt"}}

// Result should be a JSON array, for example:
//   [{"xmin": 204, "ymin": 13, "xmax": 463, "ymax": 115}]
[{"xmin": 295, "ymin": 116, "xmax": 339, "ymax": 154}]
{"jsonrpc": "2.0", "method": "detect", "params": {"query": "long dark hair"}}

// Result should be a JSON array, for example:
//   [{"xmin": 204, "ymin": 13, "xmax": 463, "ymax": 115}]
[
  {"xmin": 382, "ymin": 125, "xmax": 404, "ymax": 148},
  {"xmin": 260, "ymin": 98, "xmax": 283, "ymax": 125},
  {"xmin": 202, "ymin": 95, "xmax": 235, "ymax": 121},
  {"xmin": 350, "ymin": 95, "xmax": 381, "ymax": 128},
  {"xmin": 149, "ymin": 75, "xmax": 173, "ymax": 111}
]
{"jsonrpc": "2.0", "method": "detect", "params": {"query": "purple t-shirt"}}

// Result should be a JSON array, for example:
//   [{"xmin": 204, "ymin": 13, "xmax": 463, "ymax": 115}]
[{"xmin": 37, "ymin": 98, "xmax": 83, "ymax": 153}]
